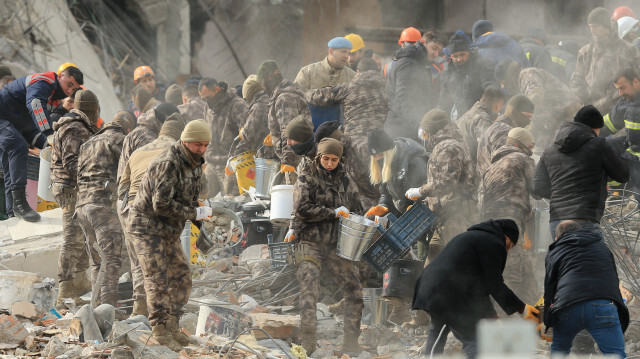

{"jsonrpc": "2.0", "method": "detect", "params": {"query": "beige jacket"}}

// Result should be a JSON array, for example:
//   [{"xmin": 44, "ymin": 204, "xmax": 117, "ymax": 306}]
[{"xmin": 294, "ymin": 57, "xmax": 356, "ymax": 91}]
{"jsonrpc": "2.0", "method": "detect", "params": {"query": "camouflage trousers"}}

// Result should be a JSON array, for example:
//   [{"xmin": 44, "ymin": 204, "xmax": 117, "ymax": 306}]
[
  {"xmin": 295, "ymin": 241, "xmax": 363, "ymax": 335},
  {"xmin": 75, "ymin": 203, "xmax": 123, "ymax": 306},
  {"xmin": 426, "ymin": 199, "xmax": 479, "ymax": 265},
  {"xmin": 130, "ymin": 214, "xmax": 192, "ymax": 326},
  {"xmin": 52, "ymin": 184, "xmax": 89, "ymax": 282},
  {"xmin": 116, "ymin": 201, "xmax": 146, "ymax": 301}
]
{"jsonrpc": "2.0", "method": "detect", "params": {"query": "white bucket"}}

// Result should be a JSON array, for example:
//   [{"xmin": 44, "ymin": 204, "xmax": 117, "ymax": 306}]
[
  {"xmin": 0, "ymin": 270, "xmax": 42, "ymax": 310},
  {"xmin": 195, "ymin": 301, "xmax": 246, "ymax": 337},
  {"xmin": 37, "ymin": 147, "xmax": 54, "ymax": 202},
  {"xmin": 270, "ymin": 185, "xmax": 294, "ymax": 226}
]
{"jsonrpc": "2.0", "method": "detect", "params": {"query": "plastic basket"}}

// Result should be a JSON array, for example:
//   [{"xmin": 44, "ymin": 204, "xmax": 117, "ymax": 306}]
[
  {"xmin": 362, "ymin": 202, "xmax": 438, "ymax": 274},
  {"xmin": 268, "ymin": 237, "xmax": 293, "ymax": 269}
]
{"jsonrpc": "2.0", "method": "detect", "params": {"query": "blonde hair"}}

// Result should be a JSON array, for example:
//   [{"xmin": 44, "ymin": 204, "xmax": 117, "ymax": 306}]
[{"xmin": 369, "ymin": 147, "xmax": 396, "ymax": 185}]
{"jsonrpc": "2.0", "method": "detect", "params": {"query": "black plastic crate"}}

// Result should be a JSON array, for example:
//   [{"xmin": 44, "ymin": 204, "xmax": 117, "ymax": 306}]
[
  {"xmin": 268, "ymin": 242, "xmax": 292, "ymax": 269},
  {"xmin": 362, "ymin": 202, "xmax": 438, "ymax": 274}
]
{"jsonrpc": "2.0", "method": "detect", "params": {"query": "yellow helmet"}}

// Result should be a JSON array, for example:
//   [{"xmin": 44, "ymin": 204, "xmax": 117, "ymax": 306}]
[
  {"xmin": 345, "ymin": 33, "xmax": 365, "ymax": 52},
  {"xmin": 57, "ymin": 62, "xmax": 78, "ymax": 75}
]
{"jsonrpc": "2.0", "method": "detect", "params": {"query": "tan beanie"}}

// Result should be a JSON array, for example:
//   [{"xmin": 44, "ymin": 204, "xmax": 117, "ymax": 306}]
[
  {"xmin": 159, "ymin": 113, "xmax": 186, "ymax": 140},
  {"xmin": 180, "ymin": 119, "xmax": 211, "ymax": 142},
  {"xmin": 242, "ymin": 74, "xmax": 262, "ymax": 103},
  {"xmin": 420, "ymin": 109, "xmax": 449, "ymax": 135},
  {"xmin": 317, "ymin": 138, "xmax": 343, "ymax": 159},
  {"xmin": 111, "ymin": 110, "xmax": 136, "ymax": 134},
  {"xmin": 165, "ymin": 84, "xmax": 183, "ymax": 106},
  {"xmin": 507, "ymin": 127, "xmax": 534, "ymax": 149}
]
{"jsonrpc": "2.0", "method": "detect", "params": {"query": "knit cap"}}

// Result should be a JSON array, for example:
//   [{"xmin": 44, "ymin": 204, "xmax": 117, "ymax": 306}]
[
  {"xmin": 588, "ymin": 7, "xmax": 611, "ymax": 27},
  {"xmin": 159, "ymin": 113, "xmax": 186, "ymax": 140},
  {"xmin": 314, "ymin": 120, "xmax": 342, "ymax": 143},
  {"xmin": 257, "ymin": 60, "xmax": 279, "ymax": 83},
  {"xmin": 448, "ymin": 31, "xmax": 471, "ymax": 53},
  {"xmin": 505, "ymin": 95, "xmax": 534, "ymax": 127},
  {"xmin": 242, "ymin": 74, "xmax": 262, "ymax": 103},
  {"xmin": 111, "ymin": 111, "xmax": 136, "ymax": 134},
  {"xmin": 421, "ymin": 109, "xmax": 450, "ymax": 135},
  {"xmin": 180, "ymin": 119, "xmax": 211, "ymax": 142},
  {"xmin": 507, "ymin": 127, "xmax": 534, "ymax": 149},
  {"xmin": 317, "ymin": 138, "xmax": 343, "ymax": 159},
  {"xmin": 154, "ymin": 102, "xmax": 180, "ymax": 124},
  {"xmin": 165, "ymin": 84, "xmax": 183, "ymax": 106},
  {"xmin": 495, "ymin": 219, "xmax": 520, "ymax": 243},
  {"xmin": 472, "ymin": 20, "xmax": 494, "ymax": 41},
  {"xmin": 574, "ymin": 105, "xmax": 604, "ymax": 129},
  {"xmin": 368, "ymin": 128, "xmax": 395, "ymax": 155},
  {"xmin": 284, "ymin": 115, "xmax": 314, "ymax": 143}
]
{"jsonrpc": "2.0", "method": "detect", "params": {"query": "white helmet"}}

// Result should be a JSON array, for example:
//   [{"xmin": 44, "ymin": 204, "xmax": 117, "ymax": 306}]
[{"xmin": 618, "ymin": 16, "xmax": 639, "ymax": 40}]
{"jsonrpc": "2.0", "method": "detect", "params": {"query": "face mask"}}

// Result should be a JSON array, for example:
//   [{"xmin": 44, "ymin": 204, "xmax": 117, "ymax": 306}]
[{"xmin": 291, "ymin": 136, "xmax": 315, "ymax": 156}]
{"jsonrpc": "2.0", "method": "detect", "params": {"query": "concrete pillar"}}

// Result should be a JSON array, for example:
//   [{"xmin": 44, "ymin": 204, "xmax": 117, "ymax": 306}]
[{"xmin": 156, "ymin": 0, "xmax": 191, "ymax": 83}]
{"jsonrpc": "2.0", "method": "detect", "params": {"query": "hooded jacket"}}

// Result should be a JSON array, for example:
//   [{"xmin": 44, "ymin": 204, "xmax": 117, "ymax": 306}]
[
  {"xmin": 50, "ymin": 110, "xmax": 97, "ymax": 187},
  {"xmin": 532, "ymin": 122, "xmax": 629, "ymax": 222},
  {"xmin": 204, "ymin": 87, "xmax": 248, "ymax": 166},
  {"xmin": 117, "ymin": 109, "xmax": 163, "ymax": 181},
  {"xmin": 233, "ymin": 91, "xmax": 271, "ymax": 157},
  {"xmin": 412, "ymin": 219, "xmax": 525, "ymax": 338},
  {"xmin": 472, "ymin": 32, "xmax": 529, "ymax": 66},
  {"xmin": 519, "ymin": 37, "xmax": 566, "ymax": 81},
  {"xmin": 385, "ymin": 43, "xmax": 434, "ymax": 139},
  {"xmin": 456, "ymin": 101, "xmax": 496, "ymax": 164},
  {"xmin": 544, "ymin": 229, "xmax": 629, "ymax": 332},
  {"xmin": 476, "ymin": 115, "xmax": 515, "ymax": 177}
]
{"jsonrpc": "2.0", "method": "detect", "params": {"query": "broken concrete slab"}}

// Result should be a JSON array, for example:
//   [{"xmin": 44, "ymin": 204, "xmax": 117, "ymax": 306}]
[
  {"xmin": 238, "ymin": 244, "xmax": 269, "ymax": 265},
  {"xmin": 93, "ymin": 304, "xmax": 115, "ymax": 337},
  {"xmin": 248, "ymin": 312, "xmax": 299, "ymax": 339},
  {"xmin": 121, "ymin": 315, "xmax": 151, "ymax": 330},
  {"xmin": 31, "ymin": 277, "xmax": 56, "ymax": 312},
  {"xmin": 42, "ymin": 335, "xmax": 66, "ymax": 357},
  {"xmin": 10, "ymin": 301, "xmax": 37, "ymax": 319},
  {"xmin": 74, "ymin": 304, "xmax": 104, "ymax": 343},
  {"xmin": 0, "ymin": 270, "xmax": 42, "ymax": 309},
  {"xmin": 0, "ymin": 314, "xmax": 29, "ymax": 344},
  {"xmin": 2, "ymin": 208, "xmax": 62, "ymax": 241},
  {"xmin": 109, "ymin": 321, "xmax": 179, "ymax": 359},
  {"xmin": 179, "ymin": 312, "xmax": 198, "ymax": 334}
]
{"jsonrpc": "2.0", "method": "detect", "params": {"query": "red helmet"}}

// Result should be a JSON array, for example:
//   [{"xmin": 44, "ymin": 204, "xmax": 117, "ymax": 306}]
[
  {"xmin": 613, "ymin": 6, "xmax": 636, "ymax": 21},
  {"xmin": 398, "ymin": 27, "xmax": 421, "ymax": 45}
]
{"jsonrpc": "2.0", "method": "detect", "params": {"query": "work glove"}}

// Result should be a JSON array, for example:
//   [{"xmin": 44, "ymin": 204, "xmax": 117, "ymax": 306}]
[
  {"xmin": 280, "ymin": 164, "xmax": 296, "ymax": 173},
  {"xmin": 263, "ymin": 133, "xmax": 273, "ymax": 146},
  {"xmin": 405, "ymin": 187, "xmax": 422, "ymax": 201},
  {"xmin": 523, "ymin": 236, "xmax": 533, "ymax": 251},
  {"xmin": 225, "ymin": 164, "xmax": 235, "ymax": 176},
  {"xmin": 335, "ymin": 206, "xmax": 350, "ymax": 218},
  {"xmin": 238, "ymin": 128, "xmax": 245, "ymax": 141},
  {"xmin": 366, "ymin": 205, "xmax": 388, "ymax": 217},
  {"xmin": 195, "ymin": 206, "xmax": 213, "ymax": 221},
  {"xmin": 418, "ymin": 128, "xmax": 427, "ymax": 140},
  {"xmin": 284, "ymin": 228, "xmax": 295, "ymax": 242},
  {"xmin": 536, "ymin": 323, "xmax": 553, "ymax": 342},
  {"xmin": 522, "ymin": 304, "xmax": 540, "ymax": 324}
]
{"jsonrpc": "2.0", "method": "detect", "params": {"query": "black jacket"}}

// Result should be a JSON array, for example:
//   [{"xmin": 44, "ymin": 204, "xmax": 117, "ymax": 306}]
[
  {"xmin": 519, "ymin": 37, "xmax": 566, "ymax": 82},
  {"xmin": 385, "ymin": 42, "xmax": 434, "ymax": 139},
  {"xmin": 412, "ymin": 220, "xmax": 525, "ymax": 337},
  {"xmin": 532, "ymin": 122, "xmax": 629, "ymax": 222},
  {"xmin": 544, "ymin": 229, "xmax": 629, "ymax": 332}
]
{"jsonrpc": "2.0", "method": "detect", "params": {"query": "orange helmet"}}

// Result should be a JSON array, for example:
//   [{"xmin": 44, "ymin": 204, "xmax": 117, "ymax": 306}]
[
  {"xmin": 613, "ymin": 6, "xmax": 635, "ymax": 21},
  {"xmin": 133, "ymin": 66, "xmax": 154, "ymax": 83},
  {"xmin": 398, "ymin": 27, "xmax": 421, "ymax": 45}
]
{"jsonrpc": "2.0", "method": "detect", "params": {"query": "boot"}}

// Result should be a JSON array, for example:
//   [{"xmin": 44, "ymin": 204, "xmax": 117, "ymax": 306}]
[
  {"xmin": 168, "ymin": 316, "xmax": 194, "ymax": 346},
  {"xmin": 386, "ymin": 298, "xmax": 411, "ymax": 325},
  {"xmin": 11, "ymin": 188, "xmax": 40, "ymax": 222},
  {"xmin": 56, "ymin": 280, "xmax": 88, "ymax": 307},
  {"xmin": 300, "ymin": 327, "xmax": 316, "ymax": 356},
  {"xmin": 73, "ymin": 271, "xmax": 92, "ymax": 297},
  {"xmin": 402, "ymin": 309, "xmax": 430, "ymax": 329},
  {"xmin": 328, "ymin": 298, "xmax": 346, "ymax": 314},
  {"xmin": 130, "ymin": 299, "xmax": 149, "ymax": 317},
  {"xmin": 342, "ymin": 331, "xmax": 364, "ymax": 356},
  {"xmin": 152, "ymin": 323, "xmax": 183, "ymax": 352}
]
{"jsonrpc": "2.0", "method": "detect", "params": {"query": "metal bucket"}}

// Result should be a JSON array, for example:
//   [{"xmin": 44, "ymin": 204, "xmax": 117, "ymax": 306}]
[
  {"xmin": 37, "ymin": 147, "xmax": 54, "ymax": 201},
  {"xmin": 254, "ymin": 158, "xmax": 279, "ymax": 198},
  {"xmin": 336, "ymin": 215, "xmax": 377, "ymax": 261},
  {"xmin": 382, "ymin": 259, "xmax": 423, "ymax": 299},
  {"xmin": 362, "ymin": 288, "xmax": 388, "ymax": 326}
]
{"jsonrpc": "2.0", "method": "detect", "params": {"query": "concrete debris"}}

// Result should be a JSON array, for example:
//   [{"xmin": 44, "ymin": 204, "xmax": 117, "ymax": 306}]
[
  {"xmin": 0, "ymin": 314, "xmax": 29, "ymax": 344},
  {"xmin": 42, "ymin": 335, "xmax": 66, "ymax": 357},
  {"xmin": 74, "ymin": 304, "xmax": 104, "ymax": 343},
  {"xmin": 359, "ymin": 324, "xmax": 396, "ymax": 348},
  {"xmin": 10, "ymin": 301, "xmax": 37, "ymax": 319},
  {"xmin": 93, "ymin": 303, "xmax": 116, "ymax": 337},
  {"xmin": 248, "ymin": 312, "xmax": 299, "ymax": 339}
]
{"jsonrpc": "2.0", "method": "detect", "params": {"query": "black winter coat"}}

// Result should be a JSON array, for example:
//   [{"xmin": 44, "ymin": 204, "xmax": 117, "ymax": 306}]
[
  {"xmin": 412, "ymin": 220, "xmax": 525, "ymax": 337},
  {"xmin": 385, "ymin": 42, "xmax": 434, "ymax": 139},
  {"xmin": 544, "ymin": 229, "xmax": 629, "ymax": 332},
  {"xmin": 532, "ymin": 122, "xmax": 629, "ymax": 222}
]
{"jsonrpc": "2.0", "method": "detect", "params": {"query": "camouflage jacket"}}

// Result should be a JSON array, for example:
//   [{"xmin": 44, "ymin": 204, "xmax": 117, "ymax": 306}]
[
  {"xmin": 268, "ymin": 79, "xmax": 310, "ymax": 166},
  {"xmin": 342, "ymin": 135, "xmax": 380, "ymax": 204},
  {"xmin": 118, "ymin": 136, "xmax": 175, "ymax": 200},
  {"xmin": 204, "ymin": 88, "xmax": 248, "ymax": 165},
  {"xmin": 480, "ymin": 144, "xmax": 535, "ymax": 225},
  {"xmin": 178, "ymin": 98, "xmax": 207, "ymax": 123},
  {"xmin": 117, "ymin": 110, "xmax": 162, "ymax": 181},
  {"xmin": 233, "ymin": 91, "xmax": 270, "ymax": 157},
  {"xmin": 294, "ymin": 57, "xmax": 356, "ymax": 91},
  {"xmin": 130, "ymin": 141, "xmax": 204, "ymax": 238},
  {"xmin": 76, "ymin": 123, "xmax": 126, "ymax": 208},
  {"xmin": 457, "ymin": 101, "xmax": 496, "ymax": 164},
  {"xmin": 570, "ymin": 36, "xmax": 636, "ymax": 114},
  {"xmin": 476, "ymin": 115, "xmax": 515, "ymax": 177},
  {"xmin": 519, "ymin": 67, "xmax": 581, "ymax": 119},
  {"xmin": 306, "ymin": 71, "xmax": 388, "ymax": 137},
  {"xmin": 420, "ymin": 123, "xmax": 476, "ymax": 216},
  {"xmin": 50, "ymin": 109, "xmax": 97, "ymax": 187},
  {"xmin": 292, "ymin": 160, "xmax": 363, "ymax": 244}
]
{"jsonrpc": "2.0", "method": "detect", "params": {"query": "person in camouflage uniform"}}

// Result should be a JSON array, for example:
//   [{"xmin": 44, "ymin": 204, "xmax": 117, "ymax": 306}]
[
  {"xmin": 118, "ymin": 114, "xmax": 185, "ymax": 317},
  {"xmin": 177, "ymin": 84, "xmax": 206, "ymax": 123},
  {"xmin": 75, "ymin": 111, "xmax": 136, "ymax": 306},
  {"xmin": 495, "ymin": 60, "xmax": 581, "ymax": 152},
  {"xmin": 480, "ymin": 128, "xmax": 539, "ymax": 305},
  {"xmin": 456, "ymin": 86, "xmax": 505, "ymax": 167},
  {"xmin": 305, "ymin": 58, "xmax": 388, "ymax": 138},
  {"xmin": 476, "ymin": 95, "xmax": 535, "ymax": 177},
  {"xmin": 198, "ymin": 78, "xmax": 248, "ymax": 196},
  {"xmin": 50, "ymin": 90, "xmax": 99, "ymax": 305},
  {"xmin": 231, "ymin": 75, "xmax": 273, "ymax": 158},
  {"xmin": 129, "ymin": 120, "xmax": 210, "ymax": 351},
  {"xmin": 406, "ymin": 109, "xmax": 478, "ymax": 264},
  {"xmin": 291, "ymin": 138, "xmax": 364, "ymax": 355},
  {"xmin": 258, "ymin": 60, "xmax": 311, "ymax": 184}
]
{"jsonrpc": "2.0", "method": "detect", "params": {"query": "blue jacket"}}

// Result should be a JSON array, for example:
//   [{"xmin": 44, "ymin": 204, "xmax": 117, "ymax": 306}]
[
  {"xmin": 0, "ymin": 72, "xmax": 67, "ymax": 149},
  {"xmin": 472, "ymin": 32, "xmax": 529, "ymax": 67}
]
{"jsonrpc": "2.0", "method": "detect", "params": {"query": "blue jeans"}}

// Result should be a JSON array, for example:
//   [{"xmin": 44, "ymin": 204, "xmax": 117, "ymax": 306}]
[
  {"xmin": 549, "ymin": 220, "xmax": 601, "ymax": 239},
  {"xmin": 551, "ymin": 299, "xmax": 626, "ymax": 358}
]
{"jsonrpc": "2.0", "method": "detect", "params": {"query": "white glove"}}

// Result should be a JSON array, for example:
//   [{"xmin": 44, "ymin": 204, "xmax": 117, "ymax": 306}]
[
  {"xmin": 418, "ymin": 128, "xmax": 426, "ymax": 140},
  {"xmin": 335, "ymin": 206, "xmax": 349, "ymax": 218},
  {"xmin": 405, "ymin": 187, "xmax": 422, "ymax": 200},
  {"xmin": 284, "ymin": 228, "xmax": 295, "ymax": 242},
  {"xmin": 196, "ymin": 206, "xmax": 213, "ymax": 221}
]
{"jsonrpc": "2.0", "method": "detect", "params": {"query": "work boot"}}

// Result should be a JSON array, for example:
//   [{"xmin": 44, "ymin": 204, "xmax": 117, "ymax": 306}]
[
  {"xmin": 56, "ymin": 280, "xmax": 88, "ymax": 307},
  {"xmin": 342, "ymin": 331, "xmax": 364, "ymax": 356},
  {"xmin": 168, "ymin": 316, "xmax": 194, "ymax": 346},
  {"xmin": 402, "ymin": 309, "xmax": 430, "ymax": 329},
  {"xmin": 152, "ymin": 323, "xmax": 183, "ymax": 352},
  {"xmin": 11, "ymin": 188, "xmax": 40, "ymax": 222},
  {"xmin": 130, "ymin": 299, "xmax": 148, "ymax": 318},
  {"xmin": 328, "ymin": 298, "xmax": 346, "ymax": 314},
  {"xmin": 73, "ymin": 271, "xmax": 92, "ymax": 297},
  {"xmin": 300, "ymin": 327, "xmax": 316, "ymax": 355}
]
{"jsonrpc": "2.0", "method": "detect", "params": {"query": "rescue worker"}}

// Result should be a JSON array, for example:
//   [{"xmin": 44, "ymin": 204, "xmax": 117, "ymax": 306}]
[
  {"xmin": 480, "ymin": 128, "xmax": 539, "ymax": 305},
  {"xmin": 233, "ymin": 74, "xmax": 274, "ymax": 160},
  {"xmin": 383, "ymin": 27, "xmax": 422, "ymax": 77},
  {"xmin": 51, "ymin": 90, "xmax": 100, "ymax": 306},
  {"xmin": 0, "ymin": 66, "xmax": 83, "ymax": 221},
  {"xmin": 118, "ymin": 114, "xmax": 186, "ymax": 317},
  {"xmin": 198, "ymin": 77, "xmax": 248, "ymax": 196},
  {"xmin": 456, "ymin": 86, "xmax": 505, "ymax": 167},
  {"xmin": 519, "ymin": 27, "xmax": 566, "ymax": 81},
  {"xmin": 129, "ymin": 65, "xmax": 168, "ymax": 116},
  {"xmin": 476, "ymin": 95, "xmax": 535, "ymax": 177},
  {"xmin": 406, "ymin": 109, "xmax": 478, "ymax": 263},
  {"xmin": 570, "ymin": 7, "xmax": 637, "ymax": 115},
  {"xmin": 75, "ymin": 111, "xmax": 136, "ymax": 306},
  {"xmin": 291, "ymin": 137, "xmax": 364, "ymax": 355},
  {"xmin": 129, "ymin": 120, "xmax": 211, "ymax": 350},
  {"xmin": 165, "ymin": 84, "xmax": 183, "ymax": 106},
  {"xmin": 618, "ymin": 16, "xmax": 640, "ymax": 50},
  {"xmin": 471, "ymin": 20, "xmax": 529, "ymax": 66},
  {"xmin": 613, "ymin": 5, "xmax": 636, "ymax": 21},
  {"xmin": 131, "ymin": 85, "xmax": 159, "ymax": 117},
  {"xmin": 177, "ymin": 84, "xmax": 206, "ymax": 124},
  {"xmin": 306, "ymin": 58, "xmax": 388, "ymax": 138},
  {"xmin": 257, "ymin": 60, "xmax": 311, "ymax": 184},
  {"xmin": 547, "ymin": 40, "xmax": 579, "ymax": 83},
  {"xmin": 344, "ymin": 33, "xmax": 372, "ymax": 71}
]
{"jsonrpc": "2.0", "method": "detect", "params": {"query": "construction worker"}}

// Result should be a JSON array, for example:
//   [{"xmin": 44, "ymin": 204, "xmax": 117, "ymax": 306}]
[
  {"xmin": 519, "ymin": 27, "xmax": 566, "ymax": 81},
  {"xmin": 618, "ymin": 16, "xmax": 640, "ymax": 50},
  {"xmin": 51, "ymin": 90, "xmax": 100, "ymax": 306},
  {"xmin": 383, "ymin": 27, "xmax": 422, "ymax": 76},
  {"xmin": 471, "ymin": 20, "xmax": 529, "ymax": 66},
  {"xmin": 612, "ymin": 5, "xmax": 636, "ymax": 22},
  {"xmin": 128, "ymin": 120, "xmax": 211, "ymax": 351},
  {"xmin": 0, "ymin": 66, "xmax": 83, "ymax": 222},
  {"xmin": 130, "ymin": 65, "xmax": 167, "ymax": 116},
  {"xmin": 75, "ymin": 111, "xmax": 136, "ymax": 306},
  {"xmin": 345, "ymin": 33, "xmax": 371, "ymax": 71}
]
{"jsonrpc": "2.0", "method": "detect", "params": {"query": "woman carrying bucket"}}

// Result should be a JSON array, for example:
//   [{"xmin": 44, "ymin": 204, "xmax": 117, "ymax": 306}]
[{"xmin": 288, "ymin": 138, "xmax": 364, "ymax": 355}]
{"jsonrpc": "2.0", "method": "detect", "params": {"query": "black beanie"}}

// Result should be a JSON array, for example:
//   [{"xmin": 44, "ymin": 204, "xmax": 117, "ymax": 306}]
[
  {"xmin": 315, "ymin": 120, "xmax": 342, "ymax": 143},
  {"xmin": 154, "ymin": 102, "xmax": 180, "ymax": 123},
  {"xmin": 368, "ymin": 128, "xmax": 395, "ymax": 155},
  {"xmin": 448, "ymin": 32, "xmax": 470, "ymax": 54},
  {"xmin": 574, "ymin": 105, "xmax": 604, "ymax": 129},
  {"xmin": 495, "ymin": 219, "xmax": 520, "ymax": 244}
]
